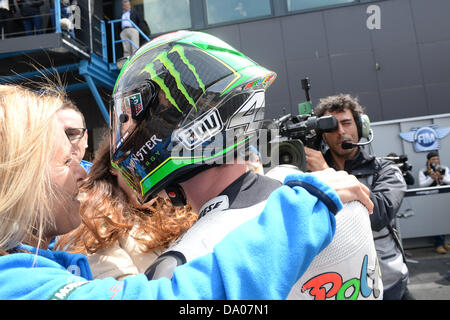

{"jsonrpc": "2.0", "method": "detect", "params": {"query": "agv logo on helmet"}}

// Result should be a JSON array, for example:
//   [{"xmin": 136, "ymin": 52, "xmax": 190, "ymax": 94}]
[{"xmin": 175, "ymin": 108, "xmax": 224, "ymax": 150}]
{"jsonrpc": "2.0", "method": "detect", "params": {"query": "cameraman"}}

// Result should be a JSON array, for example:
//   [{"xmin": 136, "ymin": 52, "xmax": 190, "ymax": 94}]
[
  {"xmin": 418, "ymin": 150, "xmax": 450, "ymax": 254},
  {"xmin": 418, "ymin": 150, "xmax": 450, "ymax": 187},
  {"xmin": 304, "ymin": 94, "xmax": 412, "ymax": 300}
]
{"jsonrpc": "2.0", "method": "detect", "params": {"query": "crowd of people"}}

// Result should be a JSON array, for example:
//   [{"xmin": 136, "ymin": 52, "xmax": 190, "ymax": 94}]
[
  {"xmin": 0, "ymin": 0, "xmax": 128, "ymax": 40},
  {"xmin": 1, "ymin": 0, "xmax": 150, "ymax": 66},
  {"xmin": 0, "ymin": 27, "xmax": 447, "ymax": 301},
  {"xmin": 0, "ymin": 0, "xmax": 78, "ymax": 38}
]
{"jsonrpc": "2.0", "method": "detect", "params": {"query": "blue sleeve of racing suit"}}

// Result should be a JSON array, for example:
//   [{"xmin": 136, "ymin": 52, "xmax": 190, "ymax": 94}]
[
  {"xmin": 0, "ymin": 173, "xmax": 340, "ymax": 300},
  {"xmin": 133, "ymin": 173, "xmax": 339, "ymax": 299}
]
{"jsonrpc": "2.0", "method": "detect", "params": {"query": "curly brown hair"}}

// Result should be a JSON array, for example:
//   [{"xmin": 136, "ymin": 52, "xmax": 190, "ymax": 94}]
[
  {"xmin": 314, "ymin": 94, "xmax": 365, "ymax": 121},
  {"xmin": 55, "ymin": 135, "xmax": 197, "ymax": 255}
]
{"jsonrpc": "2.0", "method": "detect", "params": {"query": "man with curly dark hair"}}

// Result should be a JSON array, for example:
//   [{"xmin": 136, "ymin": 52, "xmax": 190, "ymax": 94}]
[{"xmin": 305, "ymin": 94, "xmax": 412, "ymax": 300}]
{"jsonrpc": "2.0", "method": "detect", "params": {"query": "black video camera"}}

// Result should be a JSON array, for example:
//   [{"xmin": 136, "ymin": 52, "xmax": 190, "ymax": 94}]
[
  {"xmin": 430, "ymin": 162, "xmax": 445, "ymax": 175},
  {"xmin": 382, "ymin": 154, "xmax": 413, "ymax": 173},
  {"xmin": 268, "ymin": 78, "xmax": 338, "ymax": 171}
]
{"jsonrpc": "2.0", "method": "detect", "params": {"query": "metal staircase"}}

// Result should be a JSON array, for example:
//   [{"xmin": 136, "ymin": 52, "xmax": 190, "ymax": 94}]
[{"xmin": 0, "ymin": 0, "xmax": 149, "ymax": 125}]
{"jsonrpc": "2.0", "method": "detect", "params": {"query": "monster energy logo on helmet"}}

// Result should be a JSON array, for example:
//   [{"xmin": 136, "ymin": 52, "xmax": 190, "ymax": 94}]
[
  {"xmin": 119, "ymin": 41, "xmax": 233, "ymax": 117},
  {"xmin": 140, "ymin": 45, "xmax": 203, "ymax": 113}
]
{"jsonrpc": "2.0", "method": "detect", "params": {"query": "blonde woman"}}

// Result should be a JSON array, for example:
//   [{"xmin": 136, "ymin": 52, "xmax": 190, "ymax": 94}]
[
  {"xmin": 0, "ymin": 84, "xmax": 86, "ymax": 255},
  {"xmin": 0, "ymin": 83, "xmax": 354, "ymax": 300}
]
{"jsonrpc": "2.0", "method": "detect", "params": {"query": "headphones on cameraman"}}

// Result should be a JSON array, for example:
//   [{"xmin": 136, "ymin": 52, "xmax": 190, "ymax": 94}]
[{"xmin": 354, "ymin": 113, "xmax": 371, "ymax": 141}]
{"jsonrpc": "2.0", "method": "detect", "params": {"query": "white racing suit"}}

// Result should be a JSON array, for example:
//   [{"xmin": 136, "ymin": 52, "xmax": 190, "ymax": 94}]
[{"xmin": 145, "ymin": 167, "xmax": 382, "ymax": 300}]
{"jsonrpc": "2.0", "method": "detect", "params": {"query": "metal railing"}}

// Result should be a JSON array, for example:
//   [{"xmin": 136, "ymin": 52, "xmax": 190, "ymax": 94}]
[
  {"xmin": 0, "ymin": 1, "xmax": 121, "ymax": 125},
  {"xmin": 1, "ymin": 1, "xmax": 152, "ymax": 68},
  {"xmin": 107, "ymin": 18, "xmax": 151, "ymax": 66},
  {"xmin": 0, "ymin": 1, "xmax": 90, "ymax": 51}
]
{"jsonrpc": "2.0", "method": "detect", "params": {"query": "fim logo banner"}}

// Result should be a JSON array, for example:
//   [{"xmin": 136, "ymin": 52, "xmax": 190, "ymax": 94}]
[{"xmin": 399, "ymin": 125, "xmax": 450, "ymax": 152}]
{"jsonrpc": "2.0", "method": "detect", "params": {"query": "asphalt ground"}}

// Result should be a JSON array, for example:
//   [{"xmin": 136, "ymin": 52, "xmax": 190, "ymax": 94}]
[{"xmin": 404, "ymin": 246, "xmax": 450, "ymax": 300}]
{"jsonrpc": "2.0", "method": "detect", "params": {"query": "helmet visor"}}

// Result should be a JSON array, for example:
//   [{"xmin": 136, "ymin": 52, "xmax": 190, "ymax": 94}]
[
  {"xmin": 110, "ymin": 80, "xmax": 159, "ymax": 154},
  {"xmin": 110, "ymin": 82, "xmax": 190, "ymax": 203}
]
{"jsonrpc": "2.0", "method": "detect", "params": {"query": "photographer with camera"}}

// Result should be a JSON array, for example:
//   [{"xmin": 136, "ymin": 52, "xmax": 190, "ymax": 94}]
[
  {"xmin": 419, "ymin": 151, "xmax": 450, "ymax": 188},
  {"xmin": 386, "ymin": 153, "xmax": 414, "ymax": 186},
  {"xmin": 418, "ymin": 150, "xmax": 450, "ymax": 254},
  {"xmin": 304, "ymin": 94, "xmax": 412, "ymax": 300}
]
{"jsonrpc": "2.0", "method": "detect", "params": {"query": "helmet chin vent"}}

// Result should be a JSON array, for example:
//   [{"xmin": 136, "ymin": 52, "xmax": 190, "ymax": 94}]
[{"xmin": 165, "ymin": 184, "xmax": 187, "ymax": 206}]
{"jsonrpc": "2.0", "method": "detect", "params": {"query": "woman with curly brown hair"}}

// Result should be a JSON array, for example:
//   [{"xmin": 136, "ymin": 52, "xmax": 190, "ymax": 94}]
[{"xmin": 55, "ymin": 136, "xmax": 198, "ymax": 280}]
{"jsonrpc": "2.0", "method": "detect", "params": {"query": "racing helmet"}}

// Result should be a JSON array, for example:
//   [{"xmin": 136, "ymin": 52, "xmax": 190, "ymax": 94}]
[{"xmin": 110, "ymin": 30, "xmax": 276, "ymax": 205}]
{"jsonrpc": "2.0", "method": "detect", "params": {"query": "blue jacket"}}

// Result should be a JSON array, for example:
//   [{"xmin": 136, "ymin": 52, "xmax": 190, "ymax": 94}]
[{"xmin": 0, "ymin": 173, "xmax": 340, "ymax": 300}]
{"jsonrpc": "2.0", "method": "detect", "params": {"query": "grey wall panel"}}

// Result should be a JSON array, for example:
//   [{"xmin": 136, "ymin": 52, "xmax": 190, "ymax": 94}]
[
  {"xmin": 264, "ymin": 101, "xmax": 292, "ymax": 120},
  {"xmin": 285, "ymin": 57, "xmax": 334, "ymax": 110},
  {"xmin": 323, "ymin": 5, "xmax": 372, "ymax": 55},
  {"xmin": 419, "ymin": 40, "xmax": 450, "ymax": 84},
  {"xmin": 380, "ymin": 86, "xmax": 428, "ymax": 119},
  {"xmin": 433, "ymin": 116, "xmax": 450, "ymax": 167},
  {"xmin": 238, "ymin": 18, "xmax": 284, "ymax": 66},
  {"xmin": 411, "ymin": 0, "xmax": 450, "ymax": 43},
  {"xmin": 370, "ymin": 122, "xmax": 403, "ymax": 157},
  {"xmin": 280, "ymin": 11, "xmax": 328, "ymax": 61},
  {"xmin": 369, "ymin": 0, "xmax": 417, "ymax": 49},
  {"xmin": 264, "ymin": 95, "xmax": 292, "ymax": 120},
  {"xmin": 329, "ymin": 51, "xmax": 378, "ymax": 94},
  {"xmin": 373, "ymin": 44, "xmax": 423, "ymax": 91},
  {"xmin": 398, "ymin": 190, "xmax": 450, "ymax": 238},
  {"xmin": 355, "ymin": 91, "xmax": 383, "ymax": 122},
  {"xmin": 425, "ymin": 82, "xmax": 450, "ymax": 115}
]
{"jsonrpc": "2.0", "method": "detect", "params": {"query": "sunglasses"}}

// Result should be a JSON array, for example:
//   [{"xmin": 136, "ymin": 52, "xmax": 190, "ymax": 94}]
[{"xmin": 65, "ymin": 128, "xmax": 87, "ymax": 141}]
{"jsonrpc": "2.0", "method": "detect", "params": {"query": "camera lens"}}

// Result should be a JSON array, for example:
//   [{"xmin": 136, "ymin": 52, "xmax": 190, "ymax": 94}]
[{"xmin": 280, "ymin": 152, "xmax": 293, "ymax": 165}]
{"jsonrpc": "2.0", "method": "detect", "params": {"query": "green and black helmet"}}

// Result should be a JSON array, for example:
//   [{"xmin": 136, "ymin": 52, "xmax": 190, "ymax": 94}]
[{"xmin": 110, "ymin": 30, "xmax": 276, "ymax": 205}]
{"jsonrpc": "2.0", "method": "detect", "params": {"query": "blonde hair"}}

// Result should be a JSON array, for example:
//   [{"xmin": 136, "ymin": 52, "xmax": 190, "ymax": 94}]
[{"xmin": 0, "ymin": 84, "xmax": 66, "ymax": 254}]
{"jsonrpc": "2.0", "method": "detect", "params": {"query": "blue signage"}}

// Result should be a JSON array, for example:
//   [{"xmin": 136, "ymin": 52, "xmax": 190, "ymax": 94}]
[{"xmin": 399, "ymin": 125, "xmax": 450, "ymax": 152}]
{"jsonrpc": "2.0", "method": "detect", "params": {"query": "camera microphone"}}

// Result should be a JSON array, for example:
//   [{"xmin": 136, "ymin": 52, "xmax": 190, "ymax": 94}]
[
  {"xmin": 341, "ymin": 130, "xmax": 374, "ymax": 149},
  {"xmin": 341, "ymin": 140, "xmax": 370, "ymax": 149}
]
